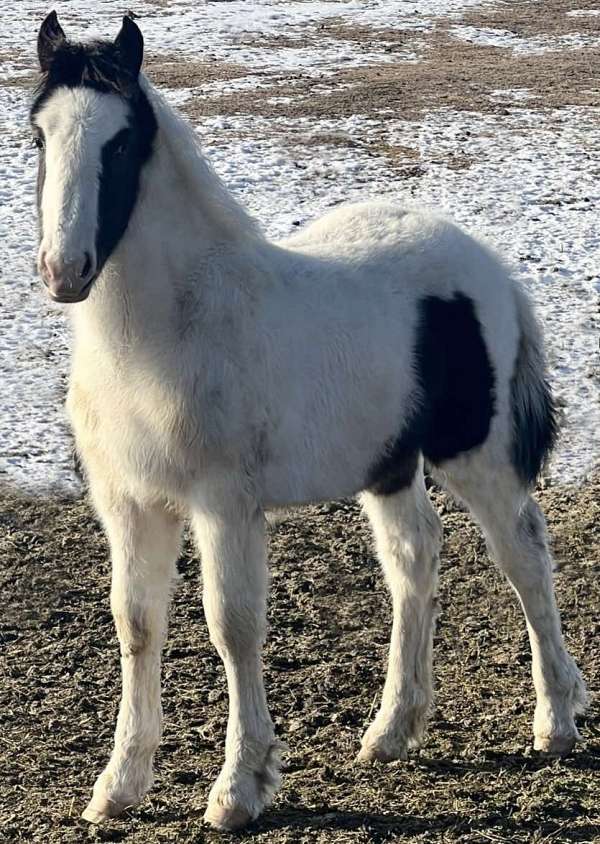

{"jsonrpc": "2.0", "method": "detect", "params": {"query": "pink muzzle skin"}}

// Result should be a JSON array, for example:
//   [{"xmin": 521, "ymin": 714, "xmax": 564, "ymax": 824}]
[{"xmin": 39, "ymin": 250, "xmax": 97, "ymax": 302}]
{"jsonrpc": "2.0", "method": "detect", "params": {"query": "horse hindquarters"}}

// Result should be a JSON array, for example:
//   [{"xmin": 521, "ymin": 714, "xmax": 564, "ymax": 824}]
[{"xmin": 359, "ymin": 275, "xmax": 586, "ymax": 759}]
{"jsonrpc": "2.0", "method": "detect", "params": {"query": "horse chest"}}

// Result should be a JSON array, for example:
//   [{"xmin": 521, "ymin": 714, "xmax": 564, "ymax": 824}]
[{"xmin": 67, "ymin": 376, "xmax": 204, "ymax": 495}]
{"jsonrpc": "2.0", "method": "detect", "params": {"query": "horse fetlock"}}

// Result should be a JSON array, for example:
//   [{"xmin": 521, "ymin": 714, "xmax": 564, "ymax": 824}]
[
  {"xmin": 569, "ymin": 659, "xmax": 589, "ymax": 715},
  {"xmin": 82, "ymin": 762, "xmax": 153, "ymax": 823},
  {"xmin": 532, "ymin": 657, "xmax": 587, "ymax": 757},
  {"xmin": 203, "ymin": 740, "xmax": 284, "ymax": 831},
  {"xmin": 357, "ymin": 705, "xmax": 427, "ymax": 763}
]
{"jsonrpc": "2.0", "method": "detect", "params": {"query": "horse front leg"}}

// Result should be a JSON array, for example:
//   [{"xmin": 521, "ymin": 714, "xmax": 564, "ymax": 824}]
[
  {"xmin": 82, "ymin": 490, "xmax": 182, "ymax": 823},
  {"xmin": 192, "ymin": 486, "xmax": 282, "ymax": 832}
]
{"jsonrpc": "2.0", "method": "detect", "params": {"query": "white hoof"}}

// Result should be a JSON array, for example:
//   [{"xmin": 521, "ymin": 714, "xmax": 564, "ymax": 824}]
[
  {"xmin": 82, "ymin": 763, "xmax": 151, "ymax": 824},
  {"xmin": 204, "ymin": 802, "xmax": 253, "ymax": 832},
  {"xmin": 203, "ymin": 740, "xmax": 284, "ymax": 831},
  {"xmin": 357, "ymin": 734, "xmax": 408, "ymax": 763},
  {"xmin": 534, "ymin": 734, "xmax": 578, "ymax": 757},
  {"xmin": 357, "ymin": 709, "xmax": 425, "ymax": 763},
  {"xmin": 82, "ymin": 794, "xmax": 129, "ymax": 824}
]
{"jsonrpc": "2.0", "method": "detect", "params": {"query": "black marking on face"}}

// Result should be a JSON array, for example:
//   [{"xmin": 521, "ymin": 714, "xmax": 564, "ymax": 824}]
[
  {"xmin": 30, "ymin": 16, "xmax": 157, "ymax": 279},
  {"xmin": 95, "ymin": 105, "xmax": 156, "ymax": 273},
  {"xmin": 35, "ymin": 131, "xmax": 46, "ymax": 236},
  {"xmin": 366, "ymin": 293, "xmax": 496, "ymax": 496}
]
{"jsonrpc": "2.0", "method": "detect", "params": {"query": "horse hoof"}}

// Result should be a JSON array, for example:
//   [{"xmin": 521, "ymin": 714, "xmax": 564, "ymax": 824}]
[
  {"xmin": 534, "ymin": 735, "xmax": 577, "ymax": 757},
  {"xmin": 356, "ymin": 747, "xmax": 377, "ymax": 764},
  {"xmin": 81, "ymin": 796, "xmax": 126, "ymax": 824},
  {"xmin": 81, "ymin": 806, "xmax": 107, "ymax": 825},
  {"xmin": 204, "ymin": 802, "xmax": 253, "ymax": 832},
  {"xmin": 356, "ymin": 743, "xmax": 408, "ymax": 764}
]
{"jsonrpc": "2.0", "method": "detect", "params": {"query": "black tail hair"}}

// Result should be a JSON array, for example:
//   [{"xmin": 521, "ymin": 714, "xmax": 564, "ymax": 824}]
[{"xmin": 510, "ymin": 288, "xmax": 559, "ymax": 486}]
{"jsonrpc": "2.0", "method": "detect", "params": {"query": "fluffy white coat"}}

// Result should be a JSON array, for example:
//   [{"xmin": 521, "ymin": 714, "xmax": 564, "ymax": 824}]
[{"xmin": 33, "ymin": 77, "xmax": 586, "ymax": 832}]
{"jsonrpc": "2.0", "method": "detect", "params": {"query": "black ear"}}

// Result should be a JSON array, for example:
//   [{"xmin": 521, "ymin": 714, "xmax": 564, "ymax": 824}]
[
  {"xmin": 38, "ymin": 10, "xmax": 66, "ymax": 72},
  {"xmin": 114, "ymin": 16, "xmax": 144, "ymax": 78}
]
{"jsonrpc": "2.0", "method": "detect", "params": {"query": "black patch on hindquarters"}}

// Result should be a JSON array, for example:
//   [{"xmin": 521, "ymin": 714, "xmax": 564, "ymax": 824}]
[
  {"xmin": 417, "ymin": 293, "xmax": 496, "ymax": 464},
  {"xmin": 366, "ymin": 293, "xmax": 496, "ymax": 496}
]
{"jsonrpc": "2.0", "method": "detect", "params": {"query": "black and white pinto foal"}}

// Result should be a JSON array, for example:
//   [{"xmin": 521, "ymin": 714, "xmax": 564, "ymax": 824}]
[{"xmin": 31, "ymin": 13, "xmax": 586, "ymax": 832}]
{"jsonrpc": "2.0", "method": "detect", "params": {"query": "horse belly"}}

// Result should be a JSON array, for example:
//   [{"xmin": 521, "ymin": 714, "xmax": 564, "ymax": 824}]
[{"xmin": 261, "ymin": 387, "xmax": 409, "ymax": 507}]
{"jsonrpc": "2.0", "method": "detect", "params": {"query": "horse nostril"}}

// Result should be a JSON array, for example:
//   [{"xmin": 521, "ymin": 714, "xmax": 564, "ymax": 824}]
[
  {"xmin": 40, "ymin": 251, "xmax": 50, "ymax": 279},
  {"xmin": 81, "ymin": 252, "xmax": 92, "ymax": 280}
]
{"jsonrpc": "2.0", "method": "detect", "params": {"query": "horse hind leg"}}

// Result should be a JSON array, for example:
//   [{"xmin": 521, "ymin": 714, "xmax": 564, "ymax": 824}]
[
  {"xmin": 358, "ymin": 459, "xmax": 443, "ymax": 762},
  {"xmin": 436, "ymin": 454, "xmax": 587, "ymax": 755}
]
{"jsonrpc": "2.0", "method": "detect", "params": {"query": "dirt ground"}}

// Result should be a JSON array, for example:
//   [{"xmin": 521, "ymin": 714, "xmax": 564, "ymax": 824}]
[
  {"xmin": 2, "ymin": 1, "xmax": 600, "ymax": 842},
  {"xmin": 1, "ymin": 475, "xmax": 599, "ymax": 844},
  {"xmin": 154, "ymin": 0, "xmax": 600, "ymax": 126}
]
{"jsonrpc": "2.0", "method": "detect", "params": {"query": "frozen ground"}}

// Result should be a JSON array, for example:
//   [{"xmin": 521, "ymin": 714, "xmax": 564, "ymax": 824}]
[
  {"xmin": 0, "ymin": 0, "xmax": 495, "ymax": 73},
  {"xmin": 0, "ymin": 0, "xmax": 598, "ymax": 494},
  {"xmin": 452, "ymin": 24, "xmax": 600, "ymax": 53}
]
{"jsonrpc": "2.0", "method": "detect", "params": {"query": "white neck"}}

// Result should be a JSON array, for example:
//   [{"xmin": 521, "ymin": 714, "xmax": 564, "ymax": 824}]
[
  {"xmin": 140, "ymin": 76, "xmax": 262, "ymax": 250},
  {"xmin": 70, "ymin": 77, "xmax": 265, "ymax": 354}
]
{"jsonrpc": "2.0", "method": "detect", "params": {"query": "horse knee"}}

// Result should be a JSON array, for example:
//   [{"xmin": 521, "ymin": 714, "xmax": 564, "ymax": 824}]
[
  {"xmin": 111, "ymin": 593, "xmax": 164, "ymax": 656},
  {"xmin": 398, "ymin": 498, "xmax": 442, "ymax": 577},
  {"xmin": 517, "ymin": 497, "xmax": 550, "ymax": 556},
  {"xmin": 204, "ymin": 595, "xmax": 265, "ymax": 659}
]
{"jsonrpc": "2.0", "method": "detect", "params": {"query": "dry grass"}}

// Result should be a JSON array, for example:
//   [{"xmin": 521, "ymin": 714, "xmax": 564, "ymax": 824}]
[{"xmin": 175, "ymin": 0, "xmax": 600, "ymax": 126}]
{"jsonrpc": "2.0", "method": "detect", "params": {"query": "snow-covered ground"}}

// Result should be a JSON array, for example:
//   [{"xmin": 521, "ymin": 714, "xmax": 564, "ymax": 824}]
[
  {"xmin": 452, "ymin": 24, "xmax": 600, "ymax": 53},
  {"xmin": 0, "ymin": 1, "xmax": 598, "ymax": 495},
  {"xmin": 0, "ymin": 0, "xmax": 495, "ymax": 71}
]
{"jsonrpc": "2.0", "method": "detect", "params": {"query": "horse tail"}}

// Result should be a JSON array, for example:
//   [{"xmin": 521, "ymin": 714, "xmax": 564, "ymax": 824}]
[{"xmin": 509, "ymin": 284, "xmax": 559, "ymax": 486}]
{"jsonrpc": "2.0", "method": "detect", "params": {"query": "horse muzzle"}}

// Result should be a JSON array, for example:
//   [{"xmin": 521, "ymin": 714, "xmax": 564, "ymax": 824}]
[{"xmin": 39, "ymin": 250, "xmax": 98, "ymax": 303}]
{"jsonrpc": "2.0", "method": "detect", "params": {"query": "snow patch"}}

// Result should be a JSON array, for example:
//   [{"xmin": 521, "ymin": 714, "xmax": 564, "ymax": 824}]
[
  {"xmin": 451, "ymin": 24, "xmax": 600, "ymax": 54},
  {"xmin": 1, "ymin": 0, "xmax": 598, "ymax": 493}
]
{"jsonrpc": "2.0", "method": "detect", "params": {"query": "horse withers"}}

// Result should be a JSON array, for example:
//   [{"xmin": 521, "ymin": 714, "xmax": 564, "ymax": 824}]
[{"xmin": 31, "ymin": 11, "xmax": 586, "ymax": 832}]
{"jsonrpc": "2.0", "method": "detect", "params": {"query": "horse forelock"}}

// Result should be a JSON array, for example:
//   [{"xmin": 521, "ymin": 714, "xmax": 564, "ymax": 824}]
[{"xmin": 31, "ymin": 39, "xmax": 139, "ymax": 120}]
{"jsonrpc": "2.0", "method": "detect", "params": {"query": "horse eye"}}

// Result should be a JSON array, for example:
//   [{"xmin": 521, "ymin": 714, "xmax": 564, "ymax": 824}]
[
  {"xmin": 115, "ymin": 131, "xmax": 132, "ymax": 156},
  {"xmin": 32, "ymin": 136, "xmax": 44, "ymax": 151}
]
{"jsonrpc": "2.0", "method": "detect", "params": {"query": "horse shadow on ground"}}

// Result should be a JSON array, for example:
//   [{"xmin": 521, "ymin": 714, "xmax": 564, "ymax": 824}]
[
  {"xmin": 84, "ymin": 746, "xmax": 600, "ymax": 842},
  {"xmin": 250, "ymin": 747, "xmax": 600, "ymax": 843},
  {"xmin": 255, "ymin": 801, "xmax": 600, "ymax": 844}
]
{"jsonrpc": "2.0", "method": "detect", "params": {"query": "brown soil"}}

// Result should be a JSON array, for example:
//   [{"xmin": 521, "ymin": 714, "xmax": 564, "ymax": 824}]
[
  {"xmin": 1, "ymin": 475, "xmax": 599, "ymax": 844},
  {"xmin": 173, "ymin": 0, "xmax": 600, "ymax": 125},
  {"xmin": 462, "ymin": 0, "xmax": 600, "ymax": 38},
  {"xmin": 144, "ymin": 54, "xmax": 252, "ymax": 89}
]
